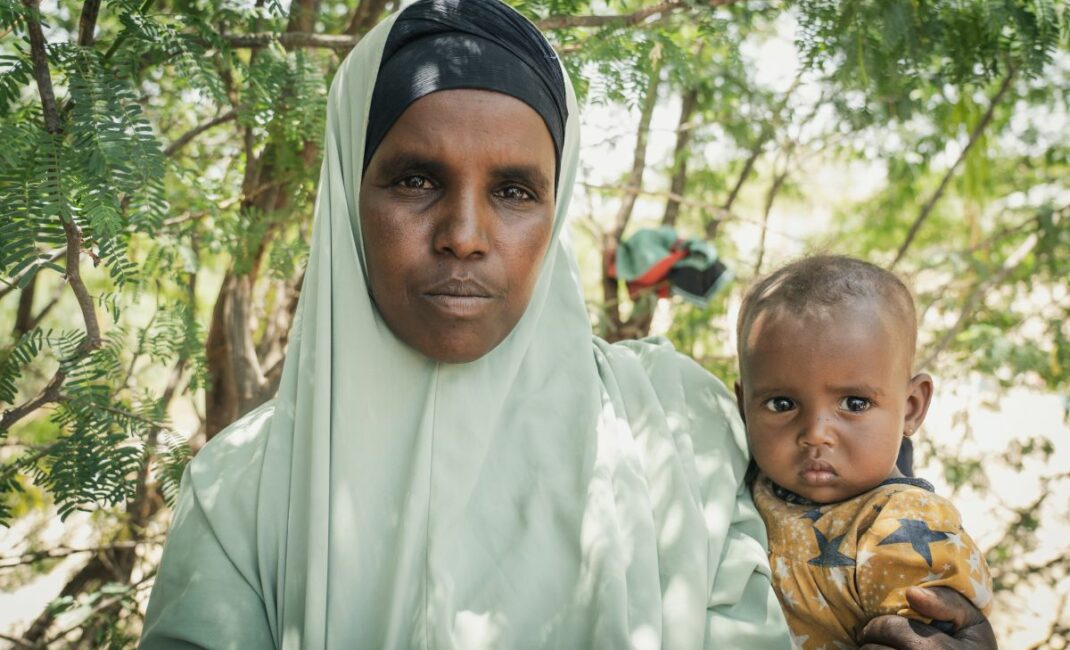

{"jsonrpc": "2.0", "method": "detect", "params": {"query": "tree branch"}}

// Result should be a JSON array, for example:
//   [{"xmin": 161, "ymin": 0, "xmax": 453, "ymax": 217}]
[
  {"xmin": 0, "ymin": 249, "xmax": 65, "ymax": 301},
  {"xmin": 285, "ymin": 0, "xmax": 320, "ymax": 35},
  {"xmin": 0, "ymin": 632, "xmax": 33, "ymax": 649},
  {"xmin": 223, "ymin": 31, "xmax": 363, "ymax": 49},
  {"xmin": 61, "ymin": 219, "xmax": 102, "ymax": 351},
  {"xmin": 163, "ymin": 110, "xmax": 237, "ymax": 157},
  {"xmin": 0, "ymin": 372, "xmax": 64, "ymax": 431},
  {"xmin": 39, "ymin": 568, "xmax": 158, "ymax": 647},
  {"xmin": 23, "ymin": 0, "xmax": 61, "ymax": 134},
  {"xmin": 891, "ymin": 70, "xmax": 1016, "ymax": 269},
  {"xmin": 662, "ymin": 87, "xmax": 699, "ymax": 227},
  {"xmin": 1, "ymin": 221, "xmax": 105, "ymax": 429},
  {"xmin": 752, "ymin": 162, "xmax": 790, "ymax": 277},
  {"xmin": 537, "ymin": 0, "xmax": 680, "ymax": 30},
  {"xmin": 917, "ymin": 224, "xmax": 1040, "ymax": 369},
  {"xmin": 223, "ymin": 0, "xmax": 747, "ymax": 49},
  {"xmin": 707, "ymin": 71, "xmax": 802, "ymax": 238},
  {"xmin": 585, "ymin": 184, "xmax": 754, "ymax": 227},
  {"xmin": 0, "ymin": 539, "xmax": 160, "ymax": 569},
  {"xmin": 13, "ymin": 273, "xmax": 37, "ymax": 336},
  {"xmin": 612, "ymin": 61, "xmax": 663, "ymax": 240},
  {"xmin": 601, "ymin": 60, "xmax": 663, "ymax": 339},
  {"xmin": 77, "ymin": 0, "xmax": 102, "ymax": 47},
  {"xmin": 344, "ymin": 0, "xmax": 389, "ymax": 36}
]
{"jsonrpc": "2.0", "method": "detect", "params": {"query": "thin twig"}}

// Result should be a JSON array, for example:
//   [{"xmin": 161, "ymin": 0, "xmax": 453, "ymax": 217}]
[
  {"xmin": 223, "ymin": 31, "xmax": 363, "ymax": 49},
  {"xmin": 0, "ymin": 249, "xmax": 65, "ymax": 301},
  {"xmin": 710, "ymin": 70, "xmax": 803, "ymax": 238},
  {"xmin": 0, "ymin": 539, "xmax": 162, "ymax": 570},
  {"xmin": 163, "ymin": 110, "xmax": 237, "ymax": 157},
  {"xmin": 101, "ymin": 0, "xmax": 154, "ymax": 62},
  {"xmin": 26, "ymin": 287, "xmax": 63, "ymax": 332},
  {"xmin": 222, "ymin": 0, "xmax": 746, "ymax": 49},
  {"xmin": 917, "ymin": 226, "xmax": 1040, "ymax": 369},
  {"xmin": 753, "ymin": 160, "xmax": 791, "ymax": 277},
  {"xmin": 583, "ymin": 184, "xmax": 732, "ymax": 225},
  {"xmin": 0, "ymin": 632, "xmax": 34, "ymax": 648},
  {"xmin": 97, "ymin": 404, "xmax": 167, "ymax": 430},
  {"xmin": 41, "ymin": 568, "xmax": 158, "ymax": 647},
  {"xmin": 891, "ymin": 69, "xmax": 1016, "ymax": 268},
  {"xmin": 538, "ymin": 0, "xmax": 680, "ymax": 30}
]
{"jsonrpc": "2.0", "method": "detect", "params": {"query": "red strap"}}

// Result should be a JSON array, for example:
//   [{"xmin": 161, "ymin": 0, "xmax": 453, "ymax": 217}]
[{"xmin": 628, "ymin": 248, "xmax": 689, "ymax": 288}]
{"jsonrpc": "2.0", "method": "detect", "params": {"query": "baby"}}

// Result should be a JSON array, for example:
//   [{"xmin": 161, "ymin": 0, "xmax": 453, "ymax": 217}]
[{"xmin": 733, "ymin": 255, "xmax": 992, "ymax": 649}]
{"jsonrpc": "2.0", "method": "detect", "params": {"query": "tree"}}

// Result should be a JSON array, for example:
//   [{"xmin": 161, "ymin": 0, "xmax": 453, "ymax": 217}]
[{"xmin": 1, "ymin": 0, "xmax": 1068, "ymax": 645}]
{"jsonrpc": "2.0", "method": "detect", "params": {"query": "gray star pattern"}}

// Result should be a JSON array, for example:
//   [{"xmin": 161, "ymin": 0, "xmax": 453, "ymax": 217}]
[
  {"xmin": 876, "ymin": 518, "xmax": 949, "ymax": 567},
  {"xmin": 808, "ymin": 528, "xmax": 856, "ymax": 568}
]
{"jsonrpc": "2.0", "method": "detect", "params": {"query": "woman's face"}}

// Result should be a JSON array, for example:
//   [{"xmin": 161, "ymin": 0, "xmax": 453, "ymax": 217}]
[{"xmin": 360, "ymin": 89, "xmax": 556, "ymax": 363}]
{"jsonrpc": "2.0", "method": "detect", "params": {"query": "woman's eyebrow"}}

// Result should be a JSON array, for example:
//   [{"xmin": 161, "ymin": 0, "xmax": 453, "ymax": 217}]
[
  {"xmin": 493, "ymin": 164, "xmax": 551, "ymax": 194},
  {"xmin": 375, "ymin": 153, "xmax": 448, "ymax": 176}
]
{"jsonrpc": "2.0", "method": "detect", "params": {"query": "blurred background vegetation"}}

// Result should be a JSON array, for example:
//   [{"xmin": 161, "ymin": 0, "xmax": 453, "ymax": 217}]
[{"xmin": 1, "ymin": 0, "xmax": 1068, "ymax": 646}]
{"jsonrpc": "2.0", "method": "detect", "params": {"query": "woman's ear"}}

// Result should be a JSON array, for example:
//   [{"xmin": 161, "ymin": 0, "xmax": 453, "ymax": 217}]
[
  {"xmin": 734, "ymin": 379, "xmax": 746, "ymax": 425},
  {"xmin": 904, "ymin": 372, "xmax": 934, "ymax": 437}
]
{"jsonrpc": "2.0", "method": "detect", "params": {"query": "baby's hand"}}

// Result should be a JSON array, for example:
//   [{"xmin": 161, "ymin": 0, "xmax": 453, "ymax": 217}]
[{"xmin": 859, "ymin": 587, "xmax": 997, "ymax": 649}]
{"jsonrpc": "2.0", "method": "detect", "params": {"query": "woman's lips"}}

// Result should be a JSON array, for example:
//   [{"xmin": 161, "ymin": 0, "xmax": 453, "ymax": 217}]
[
  {"xmin": 421, "ymin": 277, "xmax": 497, "ymax": 318},
  {"xmin": 799, "ymin": 459, "xmax": 838, "ymax": 486},
  {"xmin": 422, "ymin": 293, "xmax": 494, "ymax": 318}
]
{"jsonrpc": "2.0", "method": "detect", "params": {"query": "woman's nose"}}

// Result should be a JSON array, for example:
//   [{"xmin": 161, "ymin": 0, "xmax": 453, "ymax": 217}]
[
  {"xmin": 799, "ymin": 412, "xmax": 836, "ymax": 448},
  {"xmin": 433, "ymin": 189, "xmax": 490, "ymax": 259}
]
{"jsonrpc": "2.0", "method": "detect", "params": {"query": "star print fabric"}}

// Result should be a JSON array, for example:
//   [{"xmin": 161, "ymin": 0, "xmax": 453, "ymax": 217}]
[{"xmin": 752, "ymin": 475, "xmax": 992, "ymax": 649}]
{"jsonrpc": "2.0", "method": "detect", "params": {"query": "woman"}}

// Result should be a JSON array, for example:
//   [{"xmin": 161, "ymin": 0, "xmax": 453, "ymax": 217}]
[{"xmin": 141, "ymin": 1, "xmax": 995, "ymax": 648}]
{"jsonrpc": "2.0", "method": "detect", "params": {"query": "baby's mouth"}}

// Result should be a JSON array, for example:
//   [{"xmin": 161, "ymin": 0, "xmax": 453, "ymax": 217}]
[{"xmin": 799, "ymin": 458, "xmax": 838, "ymax": 486}]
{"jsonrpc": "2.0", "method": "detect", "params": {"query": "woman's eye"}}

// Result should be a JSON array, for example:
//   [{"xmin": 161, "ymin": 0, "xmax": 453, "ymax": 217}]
[
  {"xmin": 395, "ymin": 175, "xmax": 434, "ymax": 191},
  {"xmin": 840, "ymin": 396, "xmax": 871, "ymax": 413},
  {"xmin": 762, "ymin": 397, "xmax": 795, "ymax": 413},
  {"xmin": 497, "ymin": 185, "xmax": 535, "ymax": 202}
]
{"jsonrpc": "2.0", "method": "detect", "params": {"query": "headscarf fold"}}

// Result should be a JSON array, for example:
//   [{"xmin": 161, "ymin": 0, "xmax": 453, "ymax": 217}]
[{"xmin": 140, "ymin": 2, "xmax": 790, "ymax": 648}]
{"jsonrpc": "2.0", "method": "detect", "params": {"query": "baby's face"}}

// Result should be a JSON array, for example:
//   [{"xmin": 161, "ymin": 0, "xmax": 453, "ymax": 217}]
[{"xmin": 737, "ymin": 301, "xmax": 930, "ymax": 504}]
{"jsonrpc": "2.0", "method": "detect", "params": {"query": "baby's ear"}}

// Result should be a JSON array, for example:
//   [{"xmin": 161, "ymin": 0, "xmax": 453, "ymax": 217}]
[
  {"xmin": 734, "ymin": 380, "xmax": 746, "ymax": 424},
  {"xmin": 904, "ymin": 372, "xmax": 934, "ymax": 436}
]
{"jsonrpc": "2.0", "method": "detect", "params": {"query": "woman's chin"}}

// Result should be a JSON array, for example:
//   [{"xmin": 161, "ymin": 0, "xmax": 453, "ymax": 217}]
[{"xmin": 408, "ymin": 329, "xmax": 506, "ymax": 364}]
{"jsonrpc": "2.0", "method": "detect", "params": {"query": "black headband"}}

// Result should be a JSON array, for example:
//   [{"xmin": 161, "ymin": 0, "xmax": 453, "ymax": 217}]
[{"xmin": 363, "ymin": 0, "xmax": 568, "ymax": 182}]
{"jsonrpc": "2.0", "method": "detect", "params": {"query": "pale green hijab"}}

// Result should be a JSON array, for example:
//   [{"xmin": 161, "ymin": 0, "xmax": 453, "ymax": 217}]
[{"xmin": 140, "ymin": 6, "xmax": 789, "ymax": 649}]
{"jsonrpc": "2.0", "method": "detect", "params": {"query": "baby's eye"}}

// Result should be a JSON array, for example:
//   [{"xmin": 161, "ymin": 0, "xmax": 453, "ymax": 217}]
[
  {"xmin": 840, "ymin": 396, "xmax": 871, "ymax": 413},
  {"xmin": 496, "ymin": 185, "xmax": 535, "ymax": 202},
  {"xmin": 762, "ymin": 397, "xmax": 796, "ymax": 413}
]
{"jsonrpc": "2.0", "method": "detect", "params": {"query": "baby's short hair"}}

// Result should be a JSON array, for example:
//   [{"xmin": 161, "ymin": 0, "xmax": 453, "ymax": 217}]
[{"xmin": 737, "ymin": 255, "xmax": 918, "ymax": 363}]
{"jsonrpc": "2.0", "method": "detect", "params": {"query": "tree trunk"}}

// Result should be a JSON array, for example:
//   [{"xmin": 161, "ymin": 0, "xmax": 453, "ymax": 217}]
[
  {"xmin": 662, "ymin": 88, "xmax": 698, "ymax": 228},
  {"xmin": 204, "ymin": 0, "xmax": 387, "ymax": 438},
  {"xmin": 601, "ymin": 60, "xmax": 663, "ymax": 342}
]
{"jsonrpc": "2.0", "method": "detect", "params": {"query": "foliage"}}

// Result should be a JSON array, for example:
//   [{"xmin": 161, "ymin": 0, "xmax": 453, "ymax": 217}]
[{"xmin": 1, "ymin": 0, "xmax": 1068, "ymax": 645}]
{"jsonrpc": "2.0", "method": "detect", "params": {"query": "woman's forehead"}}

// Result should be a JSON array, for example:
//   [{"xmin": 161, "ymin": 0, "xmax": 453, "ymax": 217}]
[{"xmin": 373, "ymin": 89, "xmax": 556, "ymax": 172}]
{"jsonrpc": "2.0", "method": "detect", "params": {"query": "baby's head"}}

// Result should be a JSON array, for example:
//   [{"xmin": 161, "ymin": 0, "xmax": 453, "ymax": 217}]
[{"xmin": 734, "ymin": 255, "xmax": 933, "ymax": 504}]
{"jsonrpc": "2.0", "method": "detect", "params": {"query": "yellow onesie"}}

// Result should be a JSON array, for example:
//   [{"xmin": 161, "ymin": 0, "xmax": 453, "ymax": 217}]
[{"xmin": 752, "ymin": 475, "xmax": 992, "ymax": 649}]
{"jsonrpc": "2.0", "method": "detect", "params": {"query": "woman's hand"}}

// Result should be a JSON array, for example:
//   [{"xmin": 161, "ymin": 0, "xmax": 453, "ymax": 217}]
[{"xmin": 859, "ymin": 586, "xmax": 997, "ymax": 649}]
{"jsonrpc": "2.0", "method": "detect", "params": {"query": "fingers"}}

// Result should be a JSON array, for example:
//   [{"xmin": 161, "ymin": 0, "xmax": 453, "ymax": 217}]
[
  {"xmin": 860, "ymin": 588, "xmax": 998, "ymax": 650},
  {"xmin": 859, "ymin": 614, "xmax": 947, "ymax": 650},
  {"xmin": 904, "ymin": 586, "xmax": 984, "ymax": 631}
]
